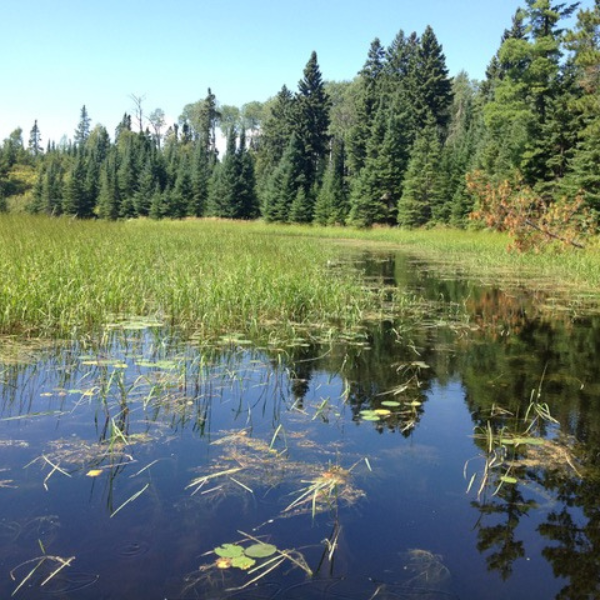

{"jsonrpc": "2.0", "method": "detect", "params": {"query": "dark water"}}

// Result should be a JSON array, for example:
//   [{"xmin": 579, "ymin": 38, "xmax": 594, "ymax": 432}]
[{"xmin": 1, "ymin": 251, "xmax": 599, "ymax": 600}]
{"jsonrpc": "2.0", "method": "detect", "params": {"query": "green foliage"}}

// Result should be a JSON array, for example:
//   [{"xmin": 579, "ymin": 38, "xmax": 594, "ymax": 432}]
[{"xmin": 397, "ymin": 119, "xmax": 444, "ymax": 227}]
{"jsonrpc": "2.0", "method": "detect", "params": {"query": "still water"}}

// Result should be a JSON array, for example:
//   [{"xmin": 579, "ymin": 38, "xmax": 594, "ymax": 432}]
[{"xmin": 1, "ymin": 251, "xmax": 599, "ymax": 599}]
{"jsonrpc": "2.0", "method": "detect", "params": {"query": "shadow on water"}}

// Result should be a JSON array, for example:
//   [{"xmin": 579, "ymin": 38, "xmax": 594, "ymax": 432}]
[{"xmin": 1, "ymin": 250, "xmax": 600, "ymax": 599}]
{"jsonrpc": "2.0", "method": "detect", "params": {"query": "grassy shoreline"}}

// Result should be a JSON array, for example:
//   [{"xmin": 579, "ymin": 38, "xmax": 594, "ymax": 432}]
[{"xmin": 1, "ymin": 215, "xmax": 598, "ymax": 337}]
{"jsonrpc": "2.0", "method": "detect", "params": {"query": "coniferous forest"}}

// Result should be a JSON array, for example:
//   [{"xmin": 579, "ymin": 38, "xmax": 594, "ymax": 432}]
[{"xmin": 1, "ymin": 1, "xmax": 599, "ymax": 238}]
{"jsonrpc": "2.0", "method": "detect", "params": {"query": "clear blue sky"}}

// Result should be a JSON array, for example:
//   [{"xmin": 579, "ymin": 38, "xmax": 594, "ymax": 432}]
[{"xmin": 0, "ymin": 0, "xmax": 589, "ymax": 146}]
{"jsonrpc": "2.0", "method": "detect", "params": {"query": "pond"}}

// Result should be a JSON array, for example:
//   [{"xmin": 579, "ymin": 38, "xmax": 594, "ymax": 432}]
[{"xmin": 1, "ymin": 250, "xmax": 599, "ymax": 600}]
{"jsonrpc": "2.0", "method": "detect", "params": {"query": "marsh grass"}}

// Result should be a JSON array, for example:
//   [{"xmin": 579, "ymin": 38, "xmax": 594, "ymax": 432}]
[
  {"xmin": 0, "ymin": 215, "xmax": 400, "ymax": 339},
  {"xmin": 262, "ymin": 223, "xmax": 600, "ymax": 300}
]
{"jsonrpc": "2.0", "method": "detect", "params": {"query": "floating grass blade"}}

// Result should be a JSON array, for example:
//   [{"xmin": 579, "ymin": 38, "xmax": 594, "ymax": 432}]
[{"xmin": 110, "ymin": 483, "xmax": 149, "ymax": 518}]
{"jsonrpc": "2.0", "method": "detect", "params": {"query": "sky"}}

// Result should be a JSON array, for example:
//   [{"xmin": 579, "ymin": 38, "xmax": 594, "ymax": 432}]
[{"xmin": 1, "ymin": 0, "xmax": 591, "ymax": 146}]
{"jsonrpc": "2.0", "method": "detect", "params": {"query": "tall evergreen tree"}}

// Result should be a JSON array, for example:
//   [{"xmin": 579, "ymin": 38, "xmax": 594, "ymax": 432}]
[
  {"xmin": 28, "ymin": 120, "xmax": 43, "ymax": 157},
  {"xmin": 294, "ymin": 51, "xmax": 331, "ymax": 197},
  {"xmin": 97, "ymin": 153, "xmax": 121, "ymax": 220},
  {"xmin": 415, "ymin": 26, "xmax": 453, "ymax": 134},
  {"xmin": 236, "ymin": 129, "xmax": 259, "ymax": 219},
  {"xmin": 63, "ymin": 153, "xmax": 93, "ymax": 217},
  {"xmin": 347, "ymin": 38, "xmax": 386, "ymax": 175},
  {"xmin": 262, "ymin": 133, "xmax": 305, "ymax": 222},
  {"xmin": 397, "ymin": 116, "xmax": 444, "ymax": 227},
  {"xmin": 255, "ymin": 85, "xmax": 295, "ymax": 203},
  {"xmin": 74, "ymin": 105, "xmax": 91, "ymax": 150},
  {"xmin": 314, "ymin": 137, "xmax": 349, "ymax": 225}
]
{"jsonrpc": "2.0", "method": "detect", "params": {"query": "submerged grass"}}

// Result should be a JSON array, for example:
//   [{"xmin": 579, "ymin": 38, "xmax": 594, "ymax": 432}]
[{"xmin": 0, "ymin": 215, "xmax": 392, "ymax": 338}]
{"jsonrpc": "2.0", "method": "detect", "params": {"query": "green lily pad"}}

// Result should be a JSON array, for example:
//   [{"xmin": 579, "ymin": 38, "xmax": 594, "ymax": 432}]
[
  {"xmin": 500, "ymin": 475, "xmax": 518, "ymax": 484},
  {"xmin": 381, "ymin": 400, "xmax": 401, "ymax": 408},
  {"xmin": 244, "ymin": 543, "xmax": 277, "ymax": 558},
  {"xmin": 231, "ymin": 555, "xmax": 256, "ymax": 570},
  {"xmin": 214, "ymin": 544, "xmax": 244, "ymax": 558}
]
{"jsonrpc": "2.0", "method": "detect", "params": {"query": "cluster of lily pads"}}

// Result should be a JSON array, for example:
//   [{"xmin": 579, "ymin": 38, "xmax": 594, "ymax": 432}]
[
  {"xmin": 213, "ymin": 542, "xmax": 278, "ymax": 571},
  {"xmin": 359, "ymin": 399, "xmax": 422, "ymax": 422}
]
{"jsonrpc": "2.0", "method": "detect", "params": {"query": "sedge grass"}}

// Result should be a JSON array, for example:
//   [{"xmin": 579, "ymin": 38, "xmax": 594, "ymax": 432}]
[
  {"xmin": 257, "ymin": 222, "xmax": 600, "ymax": 298},
  {"xmin": 0, "ymin": 215, "xmax": 391, "ymax": 338}
]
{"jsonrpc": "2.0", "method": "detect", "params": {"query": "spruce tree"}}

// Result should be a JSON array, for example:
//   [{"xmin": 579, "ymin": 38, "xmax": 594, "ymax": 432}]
[
  {"xmin": 397, "ymin": 116, "xmax": 444, "ymax": 227},
  {"xmin": 347, "ymin": 38, "xmax": 386, "ymax": 175},
  {"xmin": 171, "ymin": 153, "xmax": 194, "ymax": 218},
  {"xmin": 314, "ymin": 137, "xmax": 349, "ymax": 225},
  {"xmin": 74, "ymin": 105, "xmax": 91, "ymax": 150},
  {"xmin": 236, "ymin": 130, "xmax": 259, "ymax": 219},
  {"xmin": 190, "ymin": 141, "xmax": 210, "ymax": 217},
  {"xmin": 262, "ymin": 133, "xmax": 305, "ymax": 222},
  {"xmin": 255, "ymin": 85, "xmax": 295, "ymax": 204},
  {"xmin": 294, "ymin": 51, "xmax": 331, "ymax": 197},
  {"xmin": 28, "ymin": 120, "xmax": 43, "ymax": 157},
  {"xmin": 63, "ymin": 153, "xmax": 93, "ymax": 217},
  {"xmin": 210, "ymin": 127, "xmax": 239, "ymax": 218},
  {"xmin": 415, "ymin": 26, "xmax": 453, "ymax": 134},
  {"xmin": 97, "ymin": 155, "xmax": 120, "ymax": 220}
]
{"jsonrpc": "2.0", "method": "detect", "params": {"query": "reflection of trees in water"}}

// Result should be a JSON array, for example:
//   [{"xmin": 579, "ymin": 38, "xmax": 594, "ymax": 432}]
[
  {"xmin": 472, "ymin": 484, "xmax": 536, "ymax": 580},
  {"xmin": 537, "ymin": 452, "xmax": 600, "ymax": 600}
]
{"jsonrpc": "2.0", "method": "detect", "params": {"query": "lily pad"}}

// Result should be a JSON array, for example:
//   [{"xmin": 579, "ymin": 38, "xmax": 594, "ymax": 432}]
[
  {"xmin": 214, "ymin": 544, "xmax": 244, "ymax": 558},
  {"xmin": 244, "ymin": 543, "xmax": 277, "ymax": 558},
  {"xmin": 500, "ymin": 475, "xmax": 518, "ymax": 484},
  {"xmin": 373, "ymin": 409, "xmax": 391, "ymax": 416},
  {"xmin": 232, "ymin": 555, "xmax": 256, "ymax": 570},
  {"xmin": 381, "ymin": 400, "xmax": 401, "ymax": 408}
]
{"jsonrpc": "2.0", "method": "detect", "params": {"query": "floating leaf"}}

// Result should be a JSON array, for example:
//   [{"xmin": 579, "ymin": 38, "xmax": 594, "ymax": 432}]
[
  {"xmin": 86, "ymin": 469, "xmax": 103, "ymax": 477},
  {"xmin": 361, "ymin": 414, "xmax": 381, "ymax": 422},
  {"xmin": 381, "ymin": 400, "xmax": 401, "ymax": 408},
  {"xmin": 231, "ymin": 555, "xmax": 255, "ymax": 570},
  {"xmin": 408, "ymin": 401, "xmax": 422, "ymax": 407},
  {"xmin": 373, "ymin": 409, "xmax": 391, "ymax": 416},
  {"xmin": 500, "ymin": 476, "xmax": 518, "ymax": 484},
  {"xmin": 244, "ymin": 543, "xmax": 277, "ymax": 558},
  {"xmin": 214, "ymin": 544, "xmax": 244, "ymax": 558}
]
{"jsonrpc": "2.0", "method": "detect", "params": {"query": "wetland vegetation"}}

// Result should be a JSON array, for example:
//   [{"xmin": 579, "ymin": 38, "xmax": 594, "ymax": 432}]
[{"xmin": 2, "ymin": 215, "xmax": 600, "ymax": 599}]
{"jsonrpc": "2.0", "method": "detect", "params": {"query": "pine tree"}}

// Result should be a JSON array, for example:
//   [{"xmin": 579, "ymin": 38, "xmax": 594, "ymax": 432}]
[
  {"xmin": 347, "ymin": 38, "xmax": 386, "ymax": 175},
  {"xmin": 397, "ymin": 117, "xmax": 444, "ymax": 227},
  {"xmin": 63, "ymin": 153, "xmax": 93, "ymax": 217},
  {"xmin": 349, "ymin": 96, "xmax": 411, "ymax": 226},
  {"xmin": 236, "ymin": 130, "xmax": 259, "ymax": 219},
  {"xmin": 97, "ymin": 154, "xmax": 120, "ymax": 220},
  {"xmin": 135, "ymin": 157, "xmax": 158, "ymax": 217},
  {"xmin": 439, "ymin": 72, "xmax": 480, "ymax": 224},
  {"xmin": 415, "ymin": 26, "xmax": 453, "ymax": 134},
  {"xmin": 294, "ymin": 51, "xmax": 331, "ymax": 197},
  {"xmin": 28, "ymin": 120, "xmax": 43, "ymax": 157},
  {"xmin": 314, "ymin": 137, "xmax": 349, "ymax": 225},
  {"xmin": 189, "ymin": 141, "xmax": 210, "ymax": 217},
  {"xmin": 562, "ymin": 1, "xmax": 600, "ymax": 207},
  {"xmin": 74, "ymin": 105, "xmax": 91, "ymax": 150},
  {"xmin": 171, "ymin": 153, "xmax": 193, "ymax": 218},
  {"xmin": 209, "ymin": 128, "xmax": 239, "ymax": 218},
  {"xmin": 262, "ymin": 133, "xmax": 305, "ymax": 222},
  {"xmin": 255, "ymin": 85, "xmax": 295, "ymax": 203}
]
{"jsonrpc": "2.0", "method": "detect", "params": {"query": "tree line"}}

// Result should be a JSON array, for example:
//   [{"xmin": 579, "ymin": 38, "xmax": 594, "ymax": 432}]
[{"xmin": 1, "ymin": 0, "xmax": 598, "ymax": 234}]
